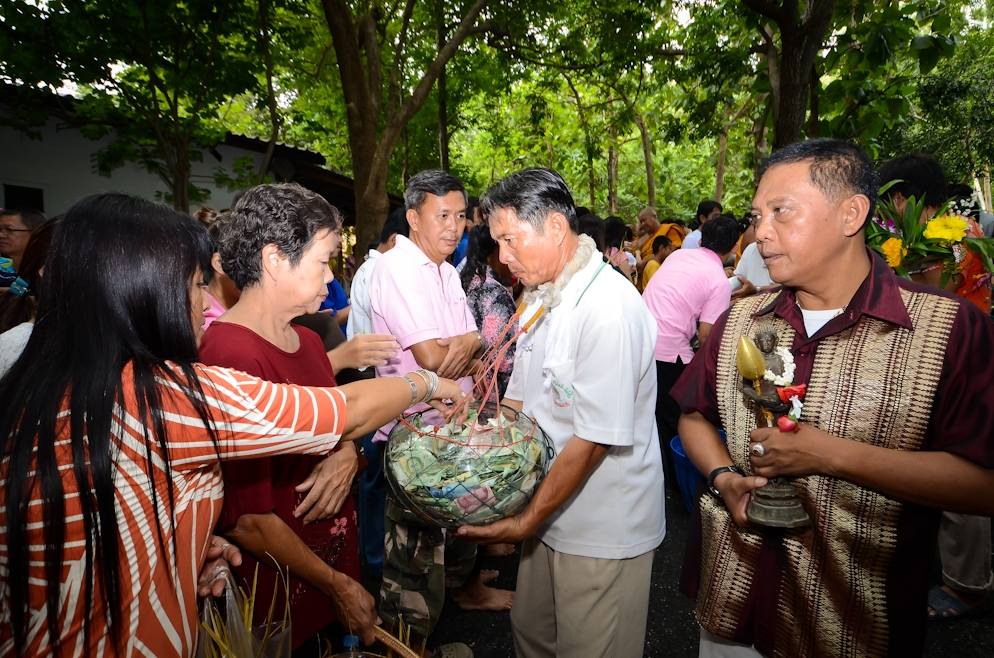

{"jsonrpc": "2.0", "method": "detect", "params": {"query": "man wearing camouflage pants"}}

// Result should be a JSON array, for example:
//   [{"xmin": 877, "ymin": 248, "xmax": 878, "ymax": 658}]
[{"xmin": 370, "ymin": 170, "xmax": 513, "ymax": 656}]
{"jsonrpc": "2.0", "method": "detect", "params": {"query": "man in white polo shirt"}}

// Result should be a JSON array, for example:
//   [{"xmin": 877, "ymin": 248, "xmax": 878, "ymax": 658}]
[{"xmin": 458, "ymin": 168, "xmax": 665, "ymax": 658}]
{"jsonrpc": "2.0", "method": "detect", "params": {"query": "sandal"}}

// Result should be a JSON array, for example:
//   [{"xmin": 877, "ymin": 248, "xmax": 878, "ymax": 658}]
[{"xmin": 927, "ymin": 585, "xmax": 981, "ymax": 621}]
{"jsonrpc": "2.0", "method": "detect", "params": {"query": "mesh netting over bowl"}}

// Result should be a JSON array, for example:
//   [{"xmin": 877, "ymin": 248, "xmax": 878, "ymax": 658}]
[{"xmin": 385, "ymin": 401, "xmax": 553, "ymax": 528}]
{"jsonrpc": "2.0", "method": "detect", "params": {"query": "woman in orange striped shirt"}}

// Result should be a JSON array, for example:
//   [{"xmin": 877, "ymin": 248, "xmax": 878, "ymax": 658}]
[{"xmin": 0, "ymin": 194, "xmax": 462, "ymax": 657}]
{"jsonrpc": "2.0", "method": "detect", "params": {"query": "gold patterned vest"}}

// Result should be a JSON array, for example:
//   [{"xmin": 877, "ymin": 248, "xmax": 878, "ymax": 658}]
[{"xmin": 698, "ymin": 289, "xmax": 958, "ymax": 657}]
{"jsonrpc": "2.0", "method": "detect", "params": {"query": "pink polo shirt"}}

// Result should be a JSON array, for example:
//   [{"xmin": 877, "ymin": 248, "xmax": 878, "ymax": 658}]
[
  {"xmin": 369, "ymin": 235, "xmax": 477, "ymax": 438},
  {"xmin": 641, "ymin": 247, "xmax": 730, "ymax": 364}
]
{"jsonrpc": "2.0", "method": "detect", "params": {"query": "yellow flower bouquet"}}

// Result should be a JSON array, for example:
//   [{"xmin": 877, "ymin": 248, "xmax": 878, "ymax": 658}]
[{"xmin": 867, "ymin": 181, "xmax": 994, "ymax": 283}]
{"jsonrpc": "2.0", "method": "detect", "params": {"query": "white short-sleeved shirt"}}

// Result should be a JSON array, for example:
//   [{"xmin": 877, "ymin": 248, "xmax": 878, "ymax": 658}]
[
  {"xmin": 505, "ymin": 255, "xmax": 665, "ymax": 560},
  {"xmin": 734, "ymin": 242, "xmax": 773, "ymax": 288},
  {"xmin": 682, "ymin": 228, "xmax": 702, "ymax": 249},
  {"xmin": 347, "ymin": 249, "xmax": 381, "ymax": 339}
]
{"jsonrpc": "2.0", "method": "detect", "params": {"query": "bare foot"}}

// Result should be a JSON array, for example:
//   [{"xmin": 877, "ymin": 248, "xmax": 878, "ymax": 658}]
[
  {"xmin": 484, "ymin": 542, "xmax": 516, "ymax": 557},
  {"xmin": 450, "ymin": 572, "xmax": 514, "ymax": 611}
]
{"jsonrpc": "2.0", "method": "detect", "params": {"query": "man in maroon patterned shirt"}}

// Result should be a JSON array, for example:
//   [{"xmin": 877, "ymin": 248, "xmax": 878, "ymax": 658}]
[{"xmin": 671, "ymin": 138, "xmax": 994, "ymax": 657}]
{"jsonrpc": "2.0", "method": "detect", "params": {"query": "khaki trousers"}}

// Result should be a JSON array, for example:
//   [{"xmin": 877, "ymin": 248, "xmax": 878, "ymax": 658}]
[
  {"xmin": 939, "ymin": 512, "xmax": 994, "ymax": 593},
  {"xmin": 510, "ymin": 537, "xmax": 654, "ymax": 658}
]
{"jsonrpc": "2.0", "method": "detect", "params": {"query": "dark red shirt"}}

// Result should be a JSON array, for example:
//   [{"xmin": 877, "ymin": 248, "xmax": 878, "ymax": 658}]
[
  {"xmin": 671, "ymin": 252, "xmax": 994, "ymax": 655},
  {"xmin": 199, "ymin": 321, "xmax": 360, "ymax": 648}
]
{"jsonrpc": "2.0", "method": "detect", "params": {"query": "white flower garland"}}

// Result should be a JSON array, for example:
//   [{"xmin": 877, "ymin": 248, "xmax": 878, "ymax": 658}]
[{"xmin": 763, "ymin": 346, "xmax": 795, "ymax": 386}]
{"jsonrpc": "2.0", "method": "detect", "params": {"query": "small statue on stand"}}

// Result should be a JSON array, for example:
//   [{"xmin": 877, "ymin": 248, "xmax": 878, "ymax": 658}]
[{"xmin": 736, "ymin": 328, "xmax": 811, "ymax": 529}]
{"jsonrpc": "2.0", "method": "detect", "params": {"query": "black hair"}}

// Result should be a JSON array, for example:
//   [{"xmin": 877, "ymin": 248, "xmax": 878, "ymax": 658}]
[
  {"xmin": 1, "ymin": 207, "xmax": 47, "ymax": 231},
  {"xmin": 404, "ymin": 170, "xmax": 467, "ymax": 212},
  {"xmin": 575, "ymin": 206, "xmax": 591, "ymax": 217},
  {"xmin": 878, "ymin": 153, "xmax": 947, "ymax": 208},
  {"xmin": 202, "ymin": 210, "xmax": 230, "ymax": 285},
  {"xmin": 761, "ymin": 138, "xmax": 878, "ymax": 226},
  {"xmin": 696, "ymin": 200, "xmax": 723, "ymax": 220},
  {"xmin": 460, "ymin": 224, "xmax": 500, "ymax": 291},
  {"xmin": 479, "ymin": 168, "xmax": 579, "ymax": 233},
  {"xmin": 651, "ymin": 235, "xmax": 672, "ymax": 255},
  {"xmin": 380, "ymin": 206, "xmax": 411, "ymax": 243},
  {"xmin": 0, "ymin": 193, "xmax": 218, "ymax": 655},
  {"xmin": 701, "ymin": 215, "xmax": 741, "ymax": 255},
  {"xmin": 0, "ymin": 217, "xmax": 60, "ymax": 333},
  {"xmin": 577, "ymin": 213, "xmax": 605, "ymax": 251},
  {"xmin": 219, "ymin": 183, "xmax": 343, "ymax": 290},
  {"xmin": 466, "ymin": 196, "xmax": 480, "ymax": 222},
  {"xmin": 603, "ymin": 216, "xmax": 628, "ymax": 251}
]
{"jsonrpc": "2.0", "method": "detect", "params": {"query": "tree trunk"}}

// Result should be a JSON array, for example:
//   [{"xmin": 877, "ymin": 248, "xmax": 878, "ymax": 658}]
[
  {"xmin": 321, "ymin": 0, "xmax": 488, "ymax": 250},
  {"xmin": 773, "ymin": 32, "xmax": 809, "ymax": 148},
  {"xmin": 752, "ymin": 100, "xmax": 770, "ymax": 181},
  {"xmin": 633, "ymin": 114, "xmax": 655, "ymax": 208},
  {"xmin": 564, "ymin": 74, "xmax": 597, "ymax": 207},
  {"xmin": 715, "ymin": 129, "xmax": 729, "ymax": 202},
  {"xmin": 977, "ymin": 165, "xmax": 992, "ymax": 212},
  {"xmin": 257, "ymin": 0, "xmax": 280, "ymax": 183},
  {"xmin": 607, "ymin": 127, "xmax": 619, "ymax": 215},
  {"xmin": 354, "ymin": 168, "xmax": 391, "ymax": 261},
  {"xmin": 436, "ymin": 0, "xmax": 449, "ymax": 170},
  {"xmin": 171, "ymin": 138, "xmax": 190, "ymax": 212},
  {"xmin": 744, "ymin": 0, "xmax": 836, "ymax": 148},
  {"xmin": 806, "ymin": 62, "xmax": 820, "ymax": 137}
]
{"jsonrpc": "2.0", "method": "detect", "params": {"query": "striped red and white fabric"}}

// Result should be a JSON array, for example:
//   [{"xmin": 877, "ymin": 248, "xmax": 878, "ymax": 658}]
[{"xmin": 0, "ymin": 362, "xmax": 348, "ymax": 657}]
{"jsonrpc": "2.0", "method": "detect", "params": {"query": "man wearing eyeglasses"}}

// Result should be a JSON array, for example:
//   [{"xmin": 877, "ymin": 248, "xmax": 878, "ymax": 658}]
[{"xmin": 1, "ymin": 208, "xmax": 46, "ymax": 279}]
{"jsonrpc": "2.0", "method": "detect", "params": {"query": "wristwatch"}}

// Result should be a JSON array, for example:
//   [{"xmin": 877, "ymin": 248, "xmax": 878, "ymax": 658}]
[{"xmin": 707, "ymin": 465, "xmax": 745, "ymax": 497}]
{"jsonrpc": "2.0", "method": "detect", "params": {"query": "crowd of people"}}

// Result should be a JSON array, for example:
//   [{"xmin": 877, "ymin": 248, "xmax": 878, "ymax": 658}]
[{"xmin": 0, "ymin": 137, "xmax": 992, "ymax": 658}]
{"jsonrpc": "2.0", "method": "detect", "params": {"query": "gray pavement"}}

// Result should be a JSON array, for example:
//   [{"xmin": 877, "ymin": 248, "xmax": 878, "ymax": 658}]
[{"xmin": 428, "ymin": 489, "xmax": 994, "ymax": 657}]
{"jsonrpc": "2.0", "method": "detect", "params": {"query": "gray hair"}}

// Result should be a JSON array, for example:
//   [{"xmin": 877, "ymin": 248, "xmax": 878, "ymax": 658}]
[
  {"xmin": 479, "ymin": 168, "xmax": 578, "ymax": 233},
  {"xmin": 404, "ymin": 170, "xmax": 467, "ymax": 212}
]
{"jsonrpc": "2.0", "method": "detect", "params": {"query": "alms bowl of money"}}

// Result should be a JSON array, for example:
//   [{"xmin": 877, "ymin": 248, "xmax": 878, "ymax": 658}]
[{"xmin": 385, "ymin": 401, "xmax": 553, "ymax": 528}]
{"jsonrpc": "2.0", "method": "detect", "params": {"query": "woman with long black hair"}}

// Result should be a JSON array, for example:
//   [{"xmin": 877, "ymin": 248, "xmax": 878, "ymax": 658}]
[{"xmin": 0, "ymin": 193, "xmax": 462, "ymax": 656}]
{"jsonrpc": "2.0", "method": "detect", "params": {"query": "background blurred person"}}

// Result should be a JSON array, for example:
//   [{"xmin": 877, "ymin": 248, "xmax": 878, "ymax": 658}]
[
  {"xmin": 0, "ymin": 217, "xmax": 59, "ymax": 375},
  {"xmin": 0, "ymin": 207, "xmax": 46, "ymax": 277},
  {"xmin": 460, "ymin": 224, "xmax": 517, "ymax": 398},
  {"xmin": 201, "ymin": 212, "xmax": 241, "ymax": 330}
]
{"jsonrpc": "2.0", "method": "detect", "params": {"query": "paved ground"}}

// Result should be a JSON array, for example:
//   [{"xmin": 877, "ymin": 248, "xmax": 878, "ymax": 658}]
[{"xmin": 426, "ymin": 489, "xmax": 994, "ymax": 657}]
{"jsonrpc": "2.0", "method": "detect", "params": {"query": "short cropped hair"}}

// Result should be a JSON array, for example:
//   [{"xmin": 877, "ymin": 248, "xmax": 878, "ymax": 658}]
[
  {"xmin": 380, "ymin": 207, "xmax": 411, "ymax": 243},
  {"xmin": 761, "ymin": 138, "xmax": 878, "ymax": 226},
  {"xmin": 878, "ymin": 153, "xmax": 947, "ymax": 208},
  {"xmin": 701, "ymin": 215, "xmax": 741, "ymax": 255},
  {"xmin": 577, "ymin": 213, "xmax": 605, "ymax": 250},
  {"xmin": 479, "ymin": 168, "xmax": 579, "ymax": 233},
  {"xmin": 404, "ymin": 170, "xmax": 467, "ymax": 213},
  {"xmin": 696, "ymin": 200, "xmax": 722, "ymax": 220},
  {"xmin": 651, "ymin": 235, "xmax": 671, "ymax": 254},
  {"xmin": 219, "ymin": 183, "xmax": 342, "ymax": 289},
  {"xmin": 1, "ymin": 208, "xmax": 46, "ymax": 231}
]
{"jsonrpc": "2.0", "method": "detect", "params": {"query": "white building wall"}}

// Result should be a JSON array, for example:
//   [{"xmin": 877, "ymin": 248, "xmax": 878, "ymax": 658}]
[{"xmin": 0, "ymin": 120, "xmax": 263, "ymax": 215}]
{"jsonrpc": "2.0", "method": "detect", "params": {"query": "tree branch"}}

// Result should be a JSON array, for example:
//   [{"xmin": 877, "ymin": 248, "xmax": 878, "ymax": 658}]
[
  {"xmin": 379, "ymin": 0, "xmax": 488, "ymax": 151},
  {"xmin": 740, "ymin": 0, "xmax": 792, "ymax": 26}
]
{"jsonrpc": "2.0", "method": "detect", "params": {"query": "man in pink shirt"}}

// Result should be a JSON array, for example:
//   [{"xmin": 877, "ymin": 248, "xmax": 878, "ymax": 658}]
[
  {"xmin": 642, "ymin": 215, "xmax": 740, "ymax": 487},
  {"xmin": 369, "ymin": 170, "xmax": 512, "ymax": 655}
]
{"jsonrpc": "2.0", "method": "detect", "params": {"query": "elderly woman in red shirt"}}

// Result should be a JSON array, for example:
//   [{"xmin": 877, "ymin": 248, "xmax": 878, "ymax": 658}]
[{"xmin": 198, "ymin": 183, "xmax": 402, "ymax": 652}]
